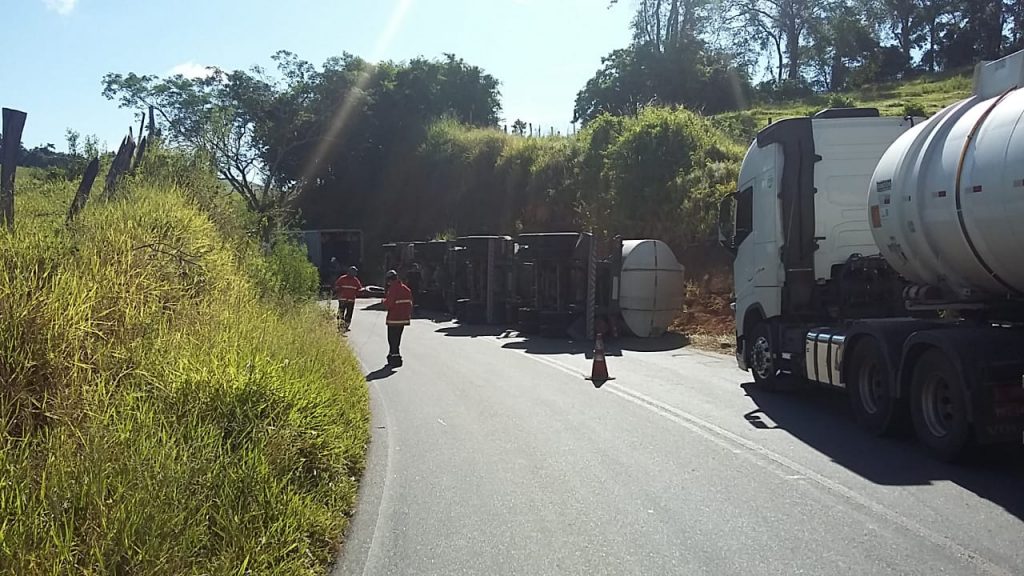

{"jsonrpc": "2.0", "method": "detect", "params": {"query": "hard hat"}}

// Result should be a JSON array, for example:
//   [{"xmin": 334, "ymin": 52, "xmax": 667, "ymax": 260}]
[
  {"xmin": 385, "ymin": 269, "xmax": 398, "ymax": 280},
  {"xmin": 349, "ymin": 266, "xmax": 359, "ymax": 275}
]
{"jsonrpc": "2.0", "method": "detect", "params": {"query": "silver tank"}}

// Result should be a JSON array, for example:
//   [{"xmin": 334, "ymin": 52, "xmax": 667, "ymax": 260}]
[{"xmin": 868, "ymin": 50, "xmax": 1024, "ymax": 299}]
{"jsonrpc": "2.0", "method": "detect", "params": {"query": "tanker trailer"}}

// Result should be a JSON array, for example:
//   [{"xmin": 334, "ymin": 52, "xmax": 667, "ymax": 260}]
[{"xmin": 721, "ymin": 50, "xmax": 1024, "ymax": 460}]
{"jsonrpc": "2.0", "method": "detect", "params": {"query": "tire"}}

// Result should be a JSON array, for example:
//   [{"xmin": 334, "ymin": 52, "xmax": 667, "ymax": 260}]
[
  {"xmin": 847, "ymin": 338, "xmax": 904, "ymax": 436},
  {"xmin": 748, "ymin": 321, "xmax": 782, "ymax": 391},
  {"xmin": 910, "ymin": 349, "xmax": 971, "ymax": 462}
]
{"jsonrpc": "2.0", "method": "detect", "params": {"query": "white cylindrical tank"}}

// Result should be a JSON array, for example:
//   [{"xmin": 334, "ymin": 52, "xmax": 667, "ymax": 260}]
[
  {"xmin": 868, "ymin": 51, "xmax": 1024, "ymax": 299},
  {"xmin": 618, "ymin": 240, "xmax": 685, "ymax": 338}
]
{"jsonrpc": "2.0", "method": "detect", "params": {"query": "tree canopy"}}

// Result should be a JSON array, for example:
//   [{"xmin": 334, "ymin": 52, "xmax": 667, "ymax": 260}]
[
  {"xmin": 576, "ymin": 0, "xmax": 1023, "ymax": 117},
  {"xmin": 102, "ymin": 52, "xmax": 501, "ymax": 237}
]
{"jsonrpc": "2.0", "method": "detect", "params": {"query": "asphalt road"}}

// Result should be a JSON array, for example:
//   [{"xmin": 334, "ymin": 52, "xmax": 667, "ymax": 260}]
[{"xmin": 331, "ymin": 302, "xmax": 1024, "ymax": 576}]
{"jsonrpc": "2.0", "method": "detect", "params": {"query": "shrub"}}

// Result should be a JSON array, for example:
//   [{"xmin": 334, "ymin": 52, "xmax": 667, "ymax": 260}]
[
  {"xmin": 825, "ymin": 93, "xmax": 857, "ymax": 108},
  {"xmin": 902, "ymin": 102, "xmax": 927, "ymax": 118}
]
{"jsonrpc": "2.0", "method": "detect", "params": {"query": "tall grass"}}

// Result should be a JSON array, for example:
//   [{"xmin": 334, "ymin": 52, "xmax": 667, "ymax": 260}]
[{"xmin": 0, "ymin": 163, "xmax": 368, "ymax": 574}]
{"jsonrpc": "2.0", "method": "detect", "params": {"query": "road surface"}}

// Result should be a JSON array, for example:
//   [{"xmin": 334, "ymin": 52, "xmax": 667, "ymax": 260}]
[{"xmin": 331, "ymin": 302, "xmax": 1024, "ymax": 576}]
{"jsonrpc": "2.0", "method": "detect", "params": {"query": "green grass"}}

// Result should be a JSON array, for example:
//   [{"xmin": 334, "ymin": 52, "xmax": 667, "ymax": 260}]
[
  {"xmin": 712, "ymin": 70, "xmax": 975, "ymax": 144},
  {"xmin": 0, "ymin": 165, "xmax": 369, "ymax": 574}
]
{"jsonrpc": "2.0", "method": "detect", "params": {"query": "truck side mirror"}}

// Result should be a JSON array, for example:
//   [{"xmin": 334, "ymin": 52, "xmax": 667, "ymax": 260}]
[{"xmin": 718, "ymin": 193, "xmax": 738, "ymax": 255}]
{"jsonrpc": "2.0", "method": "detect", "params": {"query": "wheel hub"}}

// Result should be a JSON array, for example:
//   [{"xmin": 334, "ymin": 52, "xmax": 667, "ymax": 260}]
[
  {"xmin": 922, "ymin": 374, "xmax": 955, "ymax": 438},
  {"xmin": 858, "ymin": 362, "xmax": 883, "ymax": 415},
  {"xmin": 751, "ymin": 336, "xmax": 773, "ymax": 380}
]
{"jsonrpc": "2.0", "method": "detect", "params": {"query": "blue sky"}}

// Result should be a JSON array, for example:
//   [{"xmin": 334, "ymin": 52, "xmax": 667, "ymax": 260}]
[{"xmin": 2, "ymin": 0, "xmax": 633, "ymax": 151}]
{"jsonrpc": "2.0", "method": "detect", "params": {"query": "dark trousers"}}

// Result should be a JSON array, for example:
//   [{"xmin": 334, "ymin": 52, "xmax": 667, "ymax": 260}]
[
  {"xmin": 339, "ymin": 300, "xmax": 355, "ymax": 325},
  {"xmin": 387, "ymin": 325, "xmax": 405, "ymax": 356}
]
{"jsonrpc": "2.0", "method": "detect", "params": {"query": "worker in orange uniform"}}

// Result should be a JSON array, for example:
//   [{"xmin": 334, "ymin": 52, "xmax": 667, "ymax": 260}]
[
  {"xmin": 334, "ymin": 266, "xmax": 363, "ymax": 331},
  {"xmin": 383, "ymin": 269, "xmax": 413, "ymax": 366}
]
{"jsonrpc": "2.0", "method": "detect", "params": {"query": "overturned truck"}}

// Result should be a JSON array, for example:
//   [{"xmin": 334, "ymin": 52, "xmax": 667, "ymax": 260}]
[
  {"xmin": 449, "ymin": 236, "xmax": 514, "ymax": 324},
  {"xmin": 379, "ymin": 232, "xmax": 685, "ymax": 339},
  {"xmin": 382, "ymin": 240, "xmax": 452, "ymax": 312},
  {"xmin": 511, "ymin": 233, "xmax": 685, "ymax": 339}
]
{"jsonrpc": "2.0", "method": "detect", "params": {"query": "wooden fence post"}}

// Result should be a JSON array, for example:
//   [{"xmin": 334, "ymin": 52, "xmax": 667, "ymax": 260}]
[
  {"xmin": 102, "ymin": 132, "xmax": 136, "ymax": 199},
  {"xmin": 148, "ymin": 105, "xmax": 158, "ymax": 139},
  {"xmin": 67, "ymin": 157, "xmax": 100, "ymax": 223},
  {"xmin": 133, "ymin": 136, "xmax": 147, "ymax": 170},
  {"xmin": 1, "ymin": 108, "xmax": 28, "ymax": 230}
]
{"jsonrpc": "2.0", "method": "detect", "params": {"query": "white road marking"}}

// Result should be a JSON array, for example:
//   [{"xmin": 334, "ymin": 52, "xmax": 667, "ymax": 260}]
[{"xmin": 438, "ymin": 418, "xmax": 447, "ymax": 426}]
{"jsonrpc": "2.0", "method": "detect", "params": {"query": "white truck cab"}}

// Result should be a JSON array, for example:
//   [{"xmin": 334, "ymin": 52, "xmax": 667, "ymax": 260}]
[{"xmin": 722, "ymin": 109, "xmax": 919, "ymax": 376}]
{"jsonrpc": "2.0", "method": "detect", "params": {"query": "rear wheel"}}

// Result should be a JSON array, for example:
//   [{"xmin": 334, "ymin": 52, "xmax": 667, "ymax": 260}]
[
  {"xmin": 749, "ymin": 322, "xmax": 782, "ymax": 391},
  {"xmin": 910, "ymin": 349, "xmax": 971, "ymax": 462},
  {"xmin": 847, "ymin": 338, "xmax": 904, "ymax": 436}
]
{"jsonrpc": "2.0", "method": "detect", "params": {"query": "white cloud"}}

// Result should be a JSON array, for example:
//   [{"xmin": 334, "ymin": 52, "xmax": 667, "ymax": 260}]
[
  {"xmin": 43, "ymin": 0, "xmax": 77, "ymax": 15},
  {"xmin": 168, "ymin": 61, "xmax": 216, "ymax": 79}
]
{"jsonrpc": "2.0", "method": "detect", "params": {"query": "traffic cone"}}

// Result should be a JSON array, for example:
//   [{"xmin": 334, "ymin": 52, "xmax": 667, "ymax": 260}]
[{"xmin": 586, "ymin": 333, "xmax": 615, "ymax": 384}]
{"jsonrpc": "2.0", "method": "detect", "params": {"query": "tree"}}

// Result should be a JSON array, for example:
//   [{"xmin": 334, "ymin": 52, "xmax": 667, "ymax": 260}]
[
  {"xmin": 1007, "ymin": 0, "xmax": 1024, "ymax": 52},
  {"xmin": 884, "ymin": 0, "xmax": 923, "ymax": 69},
  {"xmin": 731, "ymin": 0, "xmax": 825, "ymax": 80},
  {"xmin": 574, "ymin": 38, "xmax": 749, "ymax": 125},
  {"xmin": 103, "ymin": 53, "xmax": 320, "ymax": 238},
  {"xmin": 279, "ymin": 53, "xmax": 503, "ymax": 234},
  {"xmin": 918, "ymin": 0, "xmax": 955, "ymax": 71},
  {"xmin": 807, "ymin": 1, "xmax": 880, "ymax": 90},
  {"xmin": 612, "ymin": 0, "xmax": 717, "ymax": 51},
  {"xmin": 64, "ymin": 128, "xmax": 101, "ymax": 180}
]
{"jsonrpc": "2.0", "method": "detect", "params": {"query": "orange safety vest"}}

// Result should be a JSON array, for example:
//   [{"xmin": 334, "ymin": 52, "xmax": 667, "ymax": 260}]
[
  {"xmin": 384, "ymin": 281, "xmax": 413, "ymax": 325},
  {"xmin": 334, "ymin": 274, "xmax": 363, "ymax": 302}
]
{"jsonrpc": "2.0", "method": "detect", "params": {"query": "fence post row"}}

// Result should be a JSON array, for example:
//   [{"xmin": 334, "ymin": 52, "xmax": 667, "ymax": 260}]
[{"xmin": 1, "ymin": 108, "xmax": 28, "ymax": 230}]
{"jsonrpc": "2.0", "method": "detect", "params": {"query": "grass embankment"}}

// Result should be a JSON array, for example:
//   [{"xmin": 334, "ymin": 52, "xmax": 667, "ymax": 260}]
[
  {"xmin": 0, "ymin": 164, "xmax": 369, "ymax": 574},
  {"xmin": 712, "ymin": 71, "xmax": 973, "ymax": 146}
]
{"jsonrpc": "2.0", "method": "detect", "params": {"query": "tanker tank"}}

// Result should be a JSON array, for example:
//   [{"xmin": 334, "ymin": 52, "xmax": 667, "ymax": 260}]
[{"xmin": 869, "ymin": 50, "xmax": 1024, "ymax": 300}]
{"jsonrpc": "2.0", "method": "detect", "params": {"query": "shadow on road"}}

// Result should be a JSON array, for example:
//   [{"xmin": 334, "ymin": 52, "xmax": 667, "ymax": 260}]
[
  {"xmin": 366, "ymin": 365, "xmax": 397, "ymax": 382},
  {"xmin": 500, "ymin": 337, "xmax": 602, "ymax": 358},
  {"xmin": 412, "ymin": 309, "xmax": 453, "ymax": 323},
  {"xmin": 616, "ymin": 333, "xmax": 690, "ymax": 352},
  {"xmin": 741, "ymin": 378, "xmax": 1024, "ymax": 522},
  {"xmin": 497, "ymin": 333, "xmax": 688, "ymax": 357},
  {"xmin": 435, "ymin": 324, "xmax": 511, "ymax": 338},
  {"xmin": 359, "ymin": 301, "xmax": 451, "ymax": 323},
  {"xmin": 436, "ymin": 324, "xmax": 688, "ymax": 358}
]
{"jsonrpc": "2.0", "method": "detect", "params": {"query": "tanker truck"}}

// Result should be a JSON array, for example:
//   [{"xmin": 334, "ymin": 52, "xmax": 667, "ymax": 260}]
[{"xmin": 719, "ymin": 50, "xmax": 1024, "ymax": 460}]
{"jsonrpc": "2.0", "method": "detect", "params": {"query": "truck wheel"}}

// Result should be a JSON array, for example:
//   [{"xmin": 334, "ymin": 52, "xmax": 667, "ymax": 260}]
[
  {"xmin": 749, "ymin": 322, "xmax": 781, "ymax": 390},
  {"xmin": 910, "ymin": 349, "xmax": 970, "ymax": 462},
  {"xmin": 847, "ymin": 339, "xmax": 904, "ymax": 436}
]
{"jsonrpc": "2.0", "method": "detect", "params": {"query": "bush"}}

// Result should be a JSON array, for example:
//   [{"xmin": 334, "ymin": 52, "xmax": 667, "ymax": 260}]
[
  {"xmin": 0, "ymin": 170, "xmax": 368, "ymax": 574},
  {"xmin": 754, "ymin": 77, "xmax": 816, "ymax": 103},
  {"xmin": 263, "ymin": 238, "xmax": 321, "ymax": 300},
  {"xmin": 825, "ymin": 93, "xmax": 857, "ymax": 108},
  {"xmin": 902, "ymin": 102, "xmax": 927, "ymax": 118},
  {"xmin": 602, "ymin": 107, "xmax": 743, "ymax": 245}
]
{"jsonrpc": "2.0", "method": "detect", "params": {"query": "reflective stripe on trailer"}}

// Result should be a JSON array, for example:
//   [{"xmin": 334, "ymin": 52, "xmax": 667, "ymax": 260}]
[{"xmin": 394, "ymin": 299, "xmax": 413, "ymax": 304}]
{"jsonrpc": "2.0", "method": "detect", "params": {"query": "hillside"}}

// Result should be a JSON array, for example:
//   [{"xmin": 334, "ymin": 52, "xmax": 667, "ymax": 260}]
[{"xmin": 712, "ymin": 70, "xmax": 974, "ymax": 145}]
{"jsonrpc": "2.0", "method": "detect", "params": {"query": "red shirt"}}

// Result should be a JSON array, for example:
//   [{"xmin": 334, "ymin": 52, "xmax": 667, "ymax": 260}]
[
  {"xmin": 333, "ymin": 274, "xmax": 363, "ymax": 302},
  {"xmin": 384, "ymin": 281, "xmax": 413, "ymax": 325}
]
